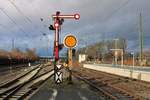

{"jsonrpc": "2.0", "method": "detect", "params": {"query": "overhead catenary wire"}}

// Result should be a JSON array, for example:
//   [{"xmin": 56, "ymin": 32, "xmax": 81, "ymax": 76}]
[
  {"xmin": 77, "ymin": 0, "xmax": 132, "ymax": 48},
  {"xmin": 0, "ymin": 8, "xmax": 29, "ymax": 37},
  {"xmin": 6, "ymin": 0, "xmax": 37, "ymax": 36},
  {"xmin": 7, "ymin": 0, "xmax": 49, "ymax": 37},
  {"xmin": 103, "ymin": 0, "xmax": 131, "ymax": 22},
  {"xmin": 0, "ymin": 8, "xmax": 18, "ymax": 27},
  {"xmin": 7, "ymin": 0, "xmax": 32, "ymax": 23}
]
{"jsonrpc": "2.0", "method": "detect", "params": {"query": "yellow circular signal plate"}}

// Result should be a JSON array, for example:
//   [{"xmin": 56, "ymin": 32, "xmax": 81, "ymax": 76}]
[{"xmin": 64, "ymin": 35, "xmax": 77, "ymax": 48}]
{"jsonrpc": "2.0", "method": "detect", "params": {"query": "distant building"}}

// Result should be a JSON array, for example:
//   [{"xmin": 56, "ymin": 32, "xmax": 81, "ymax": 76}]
[
  {"xmin": 79, "ymin": 54, "xmax": 87, "ymax": 63},
  {"xmin": 143, "ymin": 51, "xmax": 150, "ymax": 66}
]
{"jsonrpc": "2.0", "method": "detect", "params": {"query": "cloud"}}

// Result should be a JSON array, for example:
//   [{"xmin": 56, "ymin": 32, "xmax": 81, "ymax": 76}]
[{"xmin": 0, "ymin": 0, "xmax": 149, "ymax": 56}]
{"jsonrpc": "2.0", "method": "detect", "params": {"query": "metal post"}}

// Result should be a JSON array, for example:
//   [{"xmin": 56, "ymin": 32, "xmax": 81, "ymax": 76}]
[
  {"xmin": 68, "ymin": 48, "xmax": 73, "ymax": 67},
  {"xmin": 54, "ymin": 23, "xmax": 59, "ymax": 62},
  {"xmin": 114, "ymin": 39, "xmax": 118, "ymax": 66},
  {"xmin": 131, "ymin": 52, "xmax": 135, "ymax": 71},
  {"xmin": 12, "ymin": 38, "xmax": 15, "ymax": 50},
  {"xmin": 47, "ymin": 36, "xmax": 50, "ymax": 63},
  {"xmin": 9, "ymin": 56, "xmax": 12, "ymax": 74},
  {"xmin": 121, "ymin": 50, "xmax": 124, "ymax": 67},
  {"xmin": 139, "ymin": 13, "xmax": 144, "ymax": 65},
  {"xmin": 68, "ymin": 48, "xmax": 73, "ymax": 83},
  {"xmin": 115, "ymin": 52, "xmax": 117, "ymax": 66},
  {"xmin": 133, "ymin": 52, "xmax": 135, "ymax": 68}
]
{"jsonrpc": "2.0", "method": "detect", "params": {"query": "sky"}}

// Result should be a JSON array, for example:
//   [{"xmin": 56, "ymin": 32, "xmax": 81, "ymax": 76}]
[{"xmin": 0, "ymin": 0, "xmax": 149, "ymax": 56}]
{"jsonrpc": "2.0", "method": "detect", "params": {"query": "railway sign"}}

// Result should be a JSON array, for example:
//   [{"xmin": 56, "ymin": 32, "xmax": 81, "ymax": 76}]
[
  {"xmin": 55, "ymin": 72, "xmax": 63, "ymax": 83},
  {"xmin": 64, "ymin": 34, "xmax": 77, "ymax": 48},
  {"xmin": 56, "ymin": 64, "xmax": 62, "ymax": 69}
]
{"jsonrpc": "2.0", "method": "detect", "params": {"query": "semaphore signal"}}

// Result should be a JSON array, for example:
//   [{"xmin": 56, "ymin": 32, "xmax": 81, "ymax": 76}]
[{"xmin": 51, "ymin": 11, "xmax": 80, "ymax": 84}]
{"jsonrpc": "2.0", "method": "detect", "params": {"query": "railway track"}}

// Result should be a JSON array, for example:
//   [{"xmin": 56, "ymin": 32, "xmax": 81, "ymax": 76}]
[
  {"xmin": 0, "ymin": 64, "xmax": 54, "ymax": 100},
  {"xmin": 73, "ymin": 70, "xmax": 139, "ymax": 100},
  {"xmin": 0, "ymin": 64, "xmax": 40, "ymax": 88}
]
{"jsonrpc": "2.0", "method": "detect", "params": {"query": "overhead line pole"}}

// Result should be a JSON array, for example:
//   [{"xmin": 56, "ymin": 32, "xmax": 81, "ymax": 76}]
[{"xmin": 139, "ymin": 13, "xmax": 144, "ymax": 66}]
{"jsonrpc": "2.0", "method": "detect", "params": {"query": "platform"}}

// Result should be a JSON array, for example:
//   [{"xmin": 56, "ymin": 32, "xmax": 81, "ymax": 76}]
[{"xmin": 83, "ymin": 64, "xmax": 150, "ymax": 82}]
